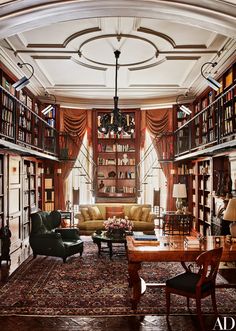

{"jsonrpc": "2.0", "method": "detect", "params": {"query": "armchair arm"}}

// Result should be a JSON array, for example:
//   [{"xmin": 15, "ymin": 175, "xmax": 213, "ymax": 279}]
[
  {"xmin": 55, "ymin": 228, "xmax": 80, "ymax": 240},
  {"xmin": 147, "ymin": 212, "xmax": 156, "ymax": 223}
]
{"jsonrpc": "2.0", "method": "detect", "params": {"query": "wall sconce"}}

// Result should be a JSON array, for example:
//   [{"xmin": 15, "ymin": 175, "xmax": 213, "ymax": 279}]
[
  {"xmin": 176, "ymin": 94, "xmax": 192, "ymax": 115},
  {"xmin": 170, "ymin": 169, "xmax": 176, "ymax": 175},
  {"xmin": 201, "ymin": 62, "xmax": 222, "ymax": 91},
  {"xmin": 42, "ymin": 93, "xmax": 56, "ymax": 115},
  {"xmin": 57, "ymin": 168, "xmax": 62, "ymax": 174},
  {"xmin": 12, "ymin": 62, "xmax": 34, "ymax": 91}
]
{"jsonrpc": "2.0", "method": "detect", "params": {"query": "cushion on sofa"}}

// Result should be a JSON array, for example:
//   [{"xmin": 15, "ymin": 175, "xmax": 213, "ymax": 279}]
[
  {"xmin": 140, "ymin": 207, "xmax": 150, "ymax": 222},
  {"xmin": 129, "ymin": 206, "xmax": 142, "ymax": 221},
  {"xmin": 88, "ymin": 206, "xmax": 103, "ymax": 220},
  {"xmin": 81, "ymin": 208, "xmax": 91, "ymax": 221},
  {"xmin": 106, "ymin": 206, "xmax": 124, "ymax": 219}
]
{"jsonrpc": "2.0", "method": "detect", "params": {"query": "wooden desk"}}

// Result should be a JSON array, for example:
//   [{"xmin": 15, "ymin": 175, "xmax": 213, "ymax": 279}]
[{"xmin": 126, "ymin": 235, "xmax": 236, "ymax": 309}]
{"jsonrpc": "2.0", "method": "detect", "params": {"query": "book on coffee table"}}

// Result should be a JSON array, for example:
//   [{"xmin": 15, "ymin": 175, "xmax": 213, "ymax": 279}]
[{"xmin": 133, "ymin": 234, "xmax": 158, "ymax": 241}]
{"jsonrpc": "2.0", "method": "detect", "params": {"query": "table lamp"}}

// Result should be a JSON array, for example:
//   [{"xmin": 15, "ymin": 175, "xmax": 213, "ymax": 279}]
[
  {"xmin": 223, "ymin": 198, "xmax": 236, "ymax": 237},
  {"xmin": 173, "ymin": 183, "xmax": 187, "ymax": 214}
]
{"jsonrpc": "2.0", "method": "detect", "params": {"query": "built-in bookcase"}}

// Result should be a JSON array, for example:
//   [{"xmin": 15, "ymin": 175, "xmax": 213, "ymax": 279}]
[
  {"xmin": 0, "ymin": 74, "xmax": 15, "ymax": 140},
  {"xmin": 18, "ymin": 91, "xmax": 33, "ymax": 145},
  {"xmin": 33, "ymin": 101, "xmax": 41, "ymax": 148},
  {"xmin": 44, "ymin": 165, "xmax": 55, "ymax": 211},
  {"xmin": 43, "ymin": 106, "xmax": 57, "ymax": 154},
  {"xmin": 0, "ymin": 154, "xmax": 4, "ymax": 228},
  {"xmin": 23, "ymin": 159, "xmax": 37, "ymax": 239},
  {"xmin": 93, "ymin": 109, "xmax": 140, "ymax": 203}
]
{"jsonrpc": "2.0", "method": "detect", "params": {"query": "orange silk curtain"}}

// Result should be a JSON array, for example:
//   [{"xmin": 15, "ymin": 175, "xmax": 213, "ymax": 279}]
[
  {"xmin": 57, "ymin": 108, "xmax": 89, "ymax": 210},
  {"xmin": 145, "ymin": 108, "xmax": 175, "ymax": 210}
]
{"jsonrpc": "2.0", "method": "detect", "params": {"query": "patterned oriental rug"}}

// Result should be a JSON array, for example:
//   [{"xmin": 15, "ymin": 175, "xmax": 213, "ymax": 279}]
[{"xmin": 0, "ymin": 240, "xmax": 235, "ymax": 316}]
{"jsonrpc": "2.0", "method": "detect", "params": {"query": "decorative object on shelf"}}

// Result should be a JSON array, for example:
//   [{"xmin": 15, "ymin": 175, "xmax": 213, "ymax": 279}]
[
  {"xmin": 176, "ymin": 94, "xmax": 191, "ymax": 115},
  {"xmin": 42, "ymin": 93, "xmax": 57, "ymax": 115},
  {"xmin": 173, "ymin": 183, "xmax": 187, "ymax": 214},
  {"xmin": 121, "ymin": 153, "xmax": 129, "ymax": 165},
  {"xmin": 97, "ymin": 50, "xmax": 135, "ymax": 135},
  {"xmin": 66, "ymin": 200, "xmax": 72, "ymax": 211},
  {"xmin": 98, "ymin": 180, "xmax": 104, "ymax": 190},
  {"xmin": 12, "ymin": 62, "xmax": 34, "ymax": 91},
  {"xmin": 108, "ymin": 171, "xmax": 116, "ymax": 178},
  {"xmin": 201, "ymin": 62, "xmax": 222, "ymax": 91},
  {"xmin": 104, "ymin": 216, "xmax": 133, "ymax": 238},
  {"xmin": 223, "ymin": 198, "xmax": 236, "ymax": 237}
]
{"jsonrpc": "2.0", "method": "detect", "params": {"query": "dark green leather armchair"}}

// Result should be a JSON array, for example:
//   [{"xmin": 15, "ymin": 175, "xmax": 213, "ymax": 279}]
[{"xmin": 29, "ymin": 211, "xmax": 83, "ymax": 262}]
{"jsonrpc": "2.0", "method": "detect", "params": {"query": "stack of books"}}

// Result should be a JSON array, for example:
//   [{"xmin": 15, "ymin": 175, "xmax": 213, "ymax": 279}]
[
  {"xmin": 185, "ymin": 236, "xmax": 200, "ymax": 247},
  {"xmin": 132, "ymin": 233, "xmax": 160, "ymax": 246}
]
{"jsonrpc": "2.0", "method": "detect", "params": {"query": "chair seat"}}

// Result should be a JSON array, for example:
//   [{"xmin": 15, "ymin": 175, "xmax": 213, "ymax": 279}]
[
  {"xmin": 63, "ymin": 239, "xmax": 83, "ymax": 247},
  {"xmin": 166, "ymin": 272, "xmax": 212, "ymax": 293}
]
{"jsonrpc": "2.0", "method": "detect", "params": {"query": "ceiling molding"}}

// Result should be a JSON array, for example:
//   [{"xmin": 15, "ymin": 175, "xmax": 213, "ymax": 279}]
[
  {"xmin": 32, "ymin": 55, "xmax": 107, "ymax": 71},
  {"xmin": 27, "ymin": 27, "xmax": 101, "ymax": 48},
  {"xmin": 0, "ymin": 1, "xmax": 235, "ymax": 39},
  {"xmin": 128, "ymin": 58, "xmax": 166, "ymax": 71},
  {"xmin": 82, "ymin": 54, "xmax": 155, "ymax": 68},
  {"xmin": 78, "ymin": 33, "xmax": 159, "ymax": 56}
]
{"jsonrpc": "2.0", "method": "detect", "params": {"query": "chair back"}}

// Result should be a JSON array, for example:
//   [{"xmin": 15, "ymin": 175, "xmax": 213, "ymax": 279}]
[{"xmin": 196, "ymin": 247, "xmax": 223, "ymax": 287}]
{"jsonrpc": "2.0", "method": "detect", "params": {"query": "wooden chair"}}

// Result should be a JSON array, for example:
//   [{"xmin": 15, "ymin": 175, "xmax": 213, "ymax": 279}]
[{"xmin": 165, "ymin": 247, "xmax": 223, "ymax": 330}]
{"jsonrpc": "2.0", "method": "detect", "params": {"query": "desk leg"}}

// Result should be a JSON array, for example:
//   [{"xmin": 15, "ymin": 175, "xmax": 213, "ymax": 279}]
[{"xmin": 128, "ymin": 261, "xmax": 145, "ymax": 310}]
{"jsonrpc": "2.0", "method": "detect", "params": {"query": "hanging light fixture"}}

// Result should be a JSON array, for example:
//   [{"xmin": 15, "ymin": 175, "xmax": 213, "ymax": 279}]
[
  {"xmin": 201, "ymin": 61, "xmax": 222, "ymax": 91},
  {"xmin": 12, "ymin": 62, "xmax": 34, "ymax": 91},
  {"xmin": 176, "ymin": 94, "xmax": 192, "ymax": 115},
  {"xmin": 42, "ymin": 93, "xmax": 56, "ymax": 115},
  {"xmin": 98, "ymin": 50, "xmax": 135, "ymax": 135}
]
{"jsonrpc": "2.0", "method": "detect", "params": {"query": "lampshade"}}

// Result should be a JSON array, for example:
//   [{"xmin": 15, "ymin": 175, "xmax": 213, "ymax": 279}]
[
  {"xmin": 223, "ymin": 198, "xmax": 236, "ymax": 238},
  {"xmin": 173, "ymin": 183, "xmax": 187, "ymax": 198},
  {"xmin": 223, "ymin": 198, "xmax": 236, "ymax": 222}
]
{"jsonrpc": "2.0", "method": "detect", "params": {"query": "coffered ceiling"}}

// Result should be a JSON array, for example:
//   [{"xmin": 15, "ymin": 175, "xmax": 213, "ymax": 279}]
[{"xmin": 0, "ymin": 1, "xmax": 236, "ymax": 108}]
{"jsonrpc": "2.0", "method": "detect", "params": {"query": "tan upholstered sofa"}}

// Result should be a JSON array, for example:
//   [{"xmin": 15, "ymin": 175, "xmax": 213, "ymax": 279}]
[{"xmin": 75, "ymin": 203, "xmax": 155, "ymax": 235}]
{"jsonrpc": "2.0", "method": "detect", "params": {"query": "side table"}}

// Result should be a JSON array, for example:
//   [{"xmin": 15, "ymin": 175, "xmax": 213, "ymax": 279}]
[
  {"xmin": 162, "ymin": 211, "xmax": 192, "ymax": 235},
  {"xmin": 59, "ymin": 211, "xmax": 74, "ymax": 227}
]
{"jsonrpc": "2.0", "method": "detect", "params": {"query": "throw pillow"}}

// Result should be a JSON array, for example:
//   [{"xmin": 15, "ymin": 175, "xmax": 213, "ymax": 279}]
[
  {"xmin": 106, "ymin": 206, "xmax": 124, "ymax": 219},
  {"xmin": 88, "ymin": 206, "xmax": 103, "ymax": 220},
  {"xmin": 80, "ymin": 208, "xmax": 91, "ymax": 221},
  {"xmin": 141, "ymin": 207, "xmax": 150, "ymax": 222},
  {"xmin": 129, "ymin": 206, "xmax": 142, "ymax": 221}
]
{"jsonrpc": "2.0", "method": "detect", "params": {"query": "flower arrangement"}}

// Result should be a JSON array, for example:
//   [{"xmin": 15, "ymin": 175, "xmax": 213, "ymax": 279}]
[{"xmin": 104, "ymin": 216, "xmax": 133, "ymax": 233}]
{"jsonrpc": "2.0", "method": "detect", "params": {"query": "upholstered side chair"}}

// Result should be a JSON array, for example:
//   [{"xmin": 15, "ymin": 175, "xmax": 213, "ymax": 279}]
[{"xmin": 165, "ymin": 247, "xmax": 223, "ymax": 330}]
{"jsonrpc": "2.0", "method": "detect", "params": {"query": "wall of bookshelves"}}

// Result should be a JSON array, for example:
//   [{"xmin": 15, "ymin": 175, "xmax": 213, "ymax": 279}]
[
  {"xmin": 1, "ymin": 72, "xmax": 15, "ymax": 140},
  {"xmin": 44, "ymin": 165, "xmax": 55, "ymax": 211},
  {"xmin": 18, "ymin": 90, "xmax": 33, "ymax": 145},
  {"xmin": 93, "ymin": 109, "xmax": 140, "ymax": 203},
  {"xmin": 43, "ymin": 106, "xmax": 57, "ymax": 154},
  {"xmin": 23, "ymin": 159, "xmax": 37, "ymax": 239},
  {"xmin": 175, "ymin": 61, "xmax": 236, "ymax": 157},
  {"xmin": 0, "ymin": 154, "xmax": 5, "ymax": 228},
  {"xmin": 0, "ymin": 67, "xmax": 59, "ymax": 156}
]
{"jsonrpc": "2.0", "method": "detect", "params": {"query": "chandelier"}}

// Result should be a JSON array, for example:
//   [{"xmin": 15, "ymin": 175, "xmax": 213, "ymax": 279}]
[{"xmin": 98, "ymin": 50, "xmax": 135, "ymax": 135}]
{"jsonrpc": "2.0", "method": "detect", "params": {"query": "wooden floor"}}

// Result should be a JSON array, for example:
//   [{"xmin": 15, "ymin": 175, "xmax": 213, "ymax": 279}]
[{"xmin": 0, "ymin": 242, "xmax": 236, "ymax": 331}]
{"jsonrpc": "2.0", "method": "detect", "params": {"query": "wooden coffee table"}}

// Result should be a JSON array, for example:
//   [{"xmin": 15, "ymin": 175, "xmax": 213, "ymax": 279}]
[{"xmin": 92, "ymin": 231, "xmax": 127, "ymax": 259}]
